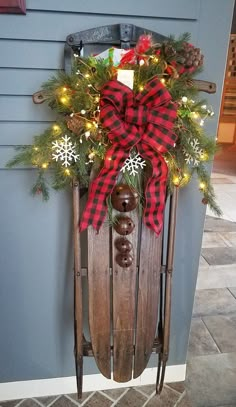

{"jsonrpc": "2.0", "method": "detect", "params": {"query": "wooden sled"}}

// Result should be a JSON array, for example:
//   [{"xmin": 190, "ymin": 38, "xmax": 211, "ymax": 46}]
[{"xmin": 33, "ymin": 23, "xmax": 216, "ymax": 398}]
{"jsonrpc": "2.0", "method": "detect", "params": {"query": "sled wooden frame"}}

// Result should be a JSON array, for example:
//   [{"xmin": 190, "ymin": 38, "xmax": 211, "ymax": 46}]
[{"xmin": 33, "ymin": 23, "xmax": 216, "ymax": 399}]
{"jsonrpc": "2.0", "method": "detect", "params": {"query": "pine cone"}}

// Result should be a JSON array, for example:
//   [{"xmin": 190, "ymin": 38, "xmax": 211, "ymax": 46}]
[
  {"xmin": 66, "ymin": 115, "xmax": 82, "ymax": 136},
  {"xmin": 162, "ymin": 42, "xmax": 176, "ymax": 58},
  {"xmin": 179, "ymin": 43, "xmax": 204, "ymax": 71}
]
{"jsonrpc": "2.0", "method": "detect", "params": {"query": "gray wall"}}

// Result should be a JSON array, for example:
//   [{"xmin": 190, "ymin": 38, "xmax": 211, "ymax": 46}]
[{"xmin": 0, "ymin": 0, "xmax": 234, "ymax": 383}]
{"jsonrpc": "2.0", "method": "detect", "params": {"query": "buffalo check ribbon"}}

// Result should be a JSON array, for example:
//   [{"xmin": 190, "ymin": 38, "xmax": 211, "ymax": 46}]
[{"xmin": 80, "ymin": 76, "xmax": 177, "ymax": 235}]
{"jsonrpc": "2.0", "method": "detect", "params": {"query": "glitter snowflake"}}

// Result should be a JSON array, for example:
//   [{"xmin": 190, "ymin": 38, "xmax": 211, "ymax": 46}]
[
  {"xmin": 52, "ymin": 135, "xmax": 79, "ymax": 167},
  {"xmin": 121, "ymin": 153, "xmax": 146, "ymax": 176},
  {"xmin": 183, "ymin": 138, "xmax": 203, "ymax": 166}
]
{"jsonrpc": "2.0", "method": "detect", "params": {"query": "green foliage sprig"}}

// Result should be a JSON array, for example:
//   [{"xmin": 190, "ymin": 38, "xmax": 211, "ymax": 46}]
[{"xmin": 7, "ymin": 33, "xmax": 221, "ymax": 216}]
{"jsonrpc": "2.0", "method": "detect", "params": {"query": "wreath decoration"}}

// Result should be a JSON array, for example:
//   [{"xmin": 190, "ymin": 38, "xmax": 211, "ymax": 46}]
[{"xmin": 7, "ymin": 33, "xmax": 221, "ymax": 234}]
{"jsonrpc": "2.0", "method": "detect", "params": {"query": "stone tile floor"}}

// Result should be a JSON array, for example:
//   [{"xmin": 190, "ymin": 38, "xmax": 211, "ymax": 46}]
[
  {"xmin": 1, "ymin": 173, "xmax": 236, "ymax": 407},
  {"xmin": 0, "ymin": 384, "xmax": 191, "ymax": 407}
]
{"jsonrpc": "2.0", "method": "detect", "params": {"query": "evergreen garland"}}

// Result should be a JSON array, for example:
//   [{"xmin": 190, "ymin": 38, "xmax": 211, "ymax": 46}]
[{"xmin": 7, "ymin": 33, "xmax": 221, "ymax": 216}]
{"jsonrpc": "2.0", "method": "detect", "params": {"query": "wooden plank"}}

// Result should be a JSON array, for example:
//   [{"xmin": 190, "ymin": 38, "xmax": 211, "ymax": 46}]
[
  {"xmin": 133, "ymin": 226, "xmax": 162, "ymax": 378},
  {"xmin": 0, "ymin": 14, "xmax": 197, "ymax": 42},
  {"xmin": 0, "ymin": 69, "xmax": 56, "ymax": 95},
  {"xmin": 0, "ymin": 122, "xmax": 51, "ymax": 145},
  {"xmin": 0, "ymin": 40, "xmax": 64, "ymax": 69},
  {"xmin": 87, "ymin": 224, "xmax": 111, "ymax": 379},
  {"xmin": 112, "ymin": 211, "xmax": 138, "ymax": 382},
  {"xmin": 26, "ymin": 0, "xmax": 200, "ymax": 19},
  {"xmin": 0, "ymin": 96, "xmax": 56, "ymax": 122}
]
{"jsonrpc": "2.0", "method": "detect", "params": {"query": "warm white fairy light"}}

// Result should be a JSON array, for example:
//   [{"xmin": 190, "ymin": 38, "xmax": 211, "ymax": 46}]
[{"xmin": 182, "ymin": 96, "xmax": 188, "ymax": 103}]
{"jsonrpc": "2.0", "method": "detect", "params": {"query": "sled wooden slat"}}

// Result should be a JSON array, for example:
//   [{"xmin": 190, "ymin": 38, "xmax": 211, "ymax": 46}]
[
  {"xmin": 133, "ymin": 226, "xmax": 162, "ymax": 378},
  {"xmin": 87, "ymin": 223, "xmax": 111, "ymax": 379},
  {"xmin": 112, "ymin": 211, "xmax": 139, "ymax": 382}
]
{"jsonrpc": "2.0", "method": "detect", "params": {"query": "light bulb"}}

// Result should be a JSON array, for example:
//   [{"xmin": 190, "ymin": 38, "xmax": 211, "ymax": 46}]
[
  {"xmin": 60, "ymin": 96, "xmax": 68, "ymax": 104},
  {"xmin": 53, "ymin": 124, "xmax": 60, "ymax": 132},
  {"xmin": 182, "ymin": 96, "xmax": 188, "ymax": 103},
  {"xmin": 173, "ymin": 176, "xmax": 180, "ymax": 186},
  {"xmin": 65, "ymin": 169, "xmax": 70, "ymax": 175},
  {"xmin": 42, "ymin": 163, "xmax": 48, "ymax": 169}
]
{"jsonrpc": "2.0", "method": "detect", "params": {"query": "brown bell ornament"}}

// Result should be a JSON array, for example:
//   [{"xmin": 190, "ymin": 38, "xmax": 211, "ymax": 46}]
[
  {"xmin": 114, "ymin": 216, "xmax": 135, "ymax": 235},
  {"xmin": 115, "ymin": 237, "xmax": 133, "ymax": 253},
  {"xmin": 111, "ymin": 184, "xmax": 138, "ymax": 212},
  {"xmin": 116, "ymin": 253, "xmax": 133, "ymax": 268}
]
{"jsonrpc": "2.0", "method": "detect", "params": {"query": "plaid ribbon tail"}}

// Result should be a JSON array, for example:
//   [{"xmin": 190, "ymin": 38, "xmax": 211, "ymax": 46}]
[{"xmin": 138, "ymin": 143, "xmax": 168, "ymax": 235}]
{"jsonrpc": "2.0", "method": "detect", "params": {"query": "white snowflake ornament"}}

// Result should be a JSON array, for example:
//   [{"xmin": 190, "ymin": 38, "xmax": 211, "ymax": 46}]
[
  {"xmin": 183, "ymin": 138, "xmax": 203, "ymax": 166},
  {"xmin": 121, "ymin": 153, "xmax": 146, "ymax": 176},
  {"xmin": 52, "ymin": 135, "xmax": 79, "ymax": 167}
]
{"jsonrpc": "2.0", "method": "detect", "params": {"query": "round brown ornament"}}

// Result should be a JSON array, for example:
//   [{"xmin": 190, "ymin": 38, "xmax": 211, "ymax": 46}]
[
  {"xmin": 116, "ymin": 253, "xmax": 133, "ymax": 268},
  {"xmin": 111, "ymin": 184, "xmax": 138, "ymax": 212},
  {"xmin": 115, "ymin": 237, "xmax": 133, "ymax": 253},
  {"xmin": 114, "ymin": 216, "xmax": 135, "ymax": 235}
]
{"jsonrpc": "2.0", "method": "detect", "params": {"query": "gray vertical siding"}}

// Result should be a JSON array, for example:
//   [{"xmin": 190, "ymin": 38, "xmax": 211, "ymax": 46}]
[{"xmin": 0, "ymin": 0, "xmax": 234, "ymax": 382}]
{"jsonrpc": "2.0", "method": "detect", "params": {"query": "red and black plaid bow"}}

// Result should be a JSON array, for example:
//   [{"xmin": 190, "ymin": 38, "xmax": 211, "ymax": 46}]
[{"xmin": 80, "ymin": 76, "xmax": 177, "ymax": 235}]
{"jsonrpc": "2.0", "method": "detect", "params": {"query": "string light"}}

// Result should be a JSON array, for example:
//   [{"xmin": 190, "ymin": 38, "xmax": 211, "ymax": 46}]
[
  {"xmin": 153, "ymin": 57, "xmax": 159, "ymax": 63},
  {"xmin": 199, "ymin": 182, "xmax": 206, "ymax": 190},
  {"xmin": 200, "ymin": 151, "xmax": 209, "ymax": 161},
  {"xmin": 42, "ymin": 163, "xmax": 48, "ymax": 169},
  {"xmin": 65, "ymin": 168, "xmax": 71, "ymax": 175},
  {"xmin": 85, "ymin": 73, "xmax": 90, "ymax": 79},
  {"xmin": 173, "ymin": 175, "xmax": 180, "ymax": 186},
  {"xmin": 182, "ymin": 96, "xmax": 188, "ymax": 103},
  {"xmin": 62, "ymin": 87, "xmax": 67, "ymax": 92},
  {"xmin": 139, "ymin": 85, "xmax": 144, "ymax": 91},
  {"xmin": 139, "ymin": 59, "xmax": 145, "ymax": 66},
  {"xmin": 60, "ymin": 96, "xmax": 69, "ymax": 104},
  {"xmin": 200, "ymin": 119, "xmax": 204, "ymax": 126},
  {"xmin": 85, "ymin": 131, "xmax": 90, "ymax": 139},
  {"xmin": 34, "ymin": 147, "xmax": 38, "ymax": 151},
  {"xmin": 52, "ymin": 124, "xmax": 60, "ymax": 133},
  {"xmin": 86, "ymin": 122, "xmax": 92, "ymax": 129},
  {"xmin": 160, "ymin": 78, "xmax": 166, "ymax": 85},
  {"xmin": 95, "ymin": 96, "xmax": 100, "ymax": 103},
  {"xmin": 81, "ymin": 110, "xmax": 86, "ymax": 115},
  {"xmin": 190, "ymin": 112, "xmax": 199, "ymax": 119}
]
